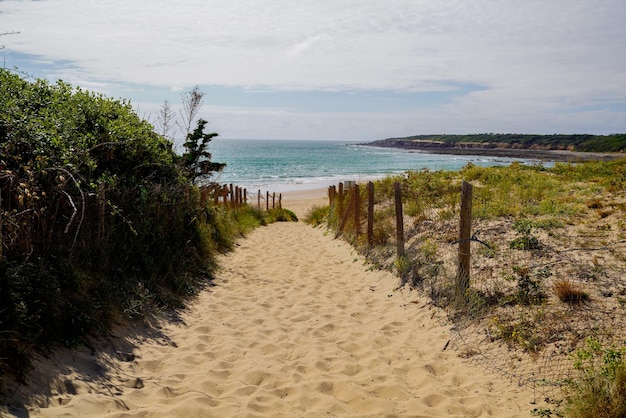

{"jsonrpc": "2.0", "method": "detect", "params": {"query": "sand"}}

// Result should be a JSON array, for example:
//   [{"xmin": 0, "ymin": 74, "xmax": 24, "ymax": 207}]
[{"xmin": 3, "ymin": 190, "xmax": 541, "ymax": 417}]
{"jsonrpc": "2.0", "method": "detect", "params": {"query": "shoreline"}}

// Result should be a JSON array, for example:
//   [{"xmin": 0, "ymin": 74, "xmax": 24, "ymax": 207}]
[
  {"xmin": 222, "ymin": 145, "xmax": 623, "ymax": 201},
  {"xmin": 361, "ymin": 143, "xmax": 624, "ymax": 162}
]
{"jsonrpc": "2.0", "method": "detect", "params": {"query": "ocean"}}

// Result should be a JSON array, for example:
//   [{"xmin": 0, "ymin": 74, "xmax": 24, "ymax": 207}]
[{"xmin": 207, "ymin": 139, "xmax": 540, "ymax": 192}]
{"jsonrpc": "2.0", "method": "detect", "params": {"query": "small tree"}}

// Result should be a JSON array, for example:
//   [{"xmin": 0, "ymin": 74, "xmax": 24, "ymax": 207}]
[
  {"xmin": 156, "ymin": 86, "xmax": 224, "ymax": 183},
  {"xmin": 182, "ymin": 118, "xmax": 225, "ymax": 184}
]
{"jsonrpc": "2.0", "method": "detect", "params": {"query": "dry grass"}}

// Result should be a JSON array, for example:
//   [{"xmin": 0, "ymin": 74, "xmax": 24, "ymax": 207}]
[{"xmin": 553, "ymin": 279, "xmax": 590, "ymax": 304}]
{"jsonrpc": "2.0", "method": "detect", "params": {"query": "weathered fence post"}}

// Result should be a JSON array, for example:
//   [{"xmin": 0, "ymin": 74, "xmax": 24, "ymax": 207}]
[
  {"xmin": 338, "ymin": 198, "xmax": 353, "ymax": 234},
  {"xmin": 272, "ymin": 192, "xmax": 276, "ymax": 209},
  {"xmin": 394, "ymin": 182, "xmax": 405, "ymax": 258},
  {"xmin": 367, "ymin": 181, "xmax": 374, "ymax": 248},
  {"xmin": 229, "ymin": 184, "xmax": 235, "ymax": 207},
  {"xmin": 337, "ymin": 182, "xmax": 344, "ymax": 223},
  {"xmin": 457, "ymin": 181, "xmax": 473, "ymax": 298},
  {"xmin": 338, "ymin": 184, "xmax": 354, "ymax": 235},
  {"xmin": 266, "ymin": 191, "xmax": 270, "ymax": 211},
  {"xmin": 279, "ymin": 193, "xmax": 282, "ymax": 209},
  {"xmin": 257, "ymin": 189, "xmax": 261, "ymax": 210},
  {"xmin": 353, "ymin": 184, "xmax": 361, "ymax": 237}
]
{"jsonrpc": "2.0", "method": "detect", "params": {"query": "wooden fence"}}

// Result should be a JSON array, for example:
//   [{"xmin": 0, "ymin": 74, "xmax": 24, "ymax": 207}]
[
  {"xmin": 328, "ymin": 180, "xmax": 474, "ymax": 295},
  {"xmin": 200, "ymin": 184, "xmax": 282, "ymax": 211},
  {"xmin": 0, "ymin": 182, "xmax": 282, "ymax": 263}
]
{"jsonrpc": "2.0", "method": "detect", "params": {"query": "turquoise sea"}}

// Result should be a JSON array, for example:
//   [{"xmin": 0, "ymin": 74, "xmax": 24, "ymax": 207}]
[{"xmin": 207, "ymin": 139, "xmax": 540, "ymax": 192}]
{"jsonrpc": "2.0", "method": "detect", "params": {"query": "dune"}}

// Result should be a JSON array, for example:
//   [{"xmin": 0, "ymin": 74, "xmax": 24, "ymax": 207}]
[{"xmin": 4, "ymin": 190, "xmax": 543, "ymax": 417}]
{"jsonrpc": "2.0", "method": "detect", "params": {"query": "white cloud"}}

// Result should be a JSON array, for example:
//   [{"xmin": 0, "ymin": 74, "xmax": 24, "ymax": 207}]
[{"xmin": 1, "ymin": 0, "xmax": 625, "ymax": 137}]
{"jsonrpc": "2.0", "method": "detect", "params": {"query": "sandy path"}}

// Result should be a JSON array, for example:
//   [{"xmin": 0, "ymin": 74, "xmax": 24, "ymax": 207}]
[{"xmin": 8, "ymin": 220, "xmax": 538, "ymax": 417}]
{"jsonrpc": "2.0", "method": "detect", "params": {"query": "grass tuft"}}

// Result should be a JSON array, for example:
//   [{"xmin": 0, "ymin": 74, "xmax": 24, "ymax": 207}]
[
  {"xmin": 305, "ymin": 205, "xmax": 329, "ymax": 226},
  {"xmin": 553, "ymin": 279, "xmax": 590, "ymax": 304}
]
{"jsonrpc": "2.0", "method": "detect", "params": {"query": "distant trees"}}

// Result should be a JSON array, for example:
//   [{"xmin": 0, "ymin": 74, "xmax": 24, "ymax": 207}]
[{"xmin": 374, "ymin": 134, "xmax": 626, "ymax": 153}]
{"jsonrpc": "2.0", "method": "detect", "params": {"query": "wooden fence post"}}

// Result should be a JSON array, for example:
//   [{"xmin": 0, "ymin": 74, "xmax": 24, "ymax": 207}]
[
  {"xmin": 367, "ymin": 181, "xmax": 374, "ymax": 247},
  {"xmin": 266, "ymin": 191, "xmax": 270, "ymax": 211},
  {"xmin": 353, "ymin": 184, "xmax": 361, "ymax": 237},
  {"xmin": 394, "ymin": 182, "xmax": 405, "ymax": 258},
  {"xmin": 272, "ymin": 192, "xmax": 276, "ymax": 209},
  {"xmin": 338, "ymin": 198, "xmax": 354, "ymax": 234},
  {"xmin": 257, "ymin": 189, "xmax": 261, "ymax": 210},
  {"xmin": 279, "ymin": 193, "xmax": 282, "ymax": 209},
  {"xmin": 229, "ymin": 184, "xmax": 235, "ymax": 207},
  {"xmin": 457, "ymin": 181, "xmax": 473, "ymax": 298},
  {"xmin": 338, "ymin": 182, "xmax": 344, "ymax": 223}
]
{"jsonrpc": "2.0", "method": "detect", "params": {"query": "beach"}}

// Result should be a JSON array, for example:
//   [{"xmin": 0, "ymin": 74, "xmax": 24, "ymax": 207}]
[{"xmin": 4, "ymin": 190, "xmax": 543, "ymax": 417}]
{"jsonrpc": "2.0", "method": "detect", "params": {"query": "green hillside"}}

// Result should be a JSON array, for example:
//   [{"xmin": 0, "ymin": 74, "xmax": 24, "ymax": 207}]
[{"xmin": 367, "ymin": 133, "xmax": 626, "ymax": 153}]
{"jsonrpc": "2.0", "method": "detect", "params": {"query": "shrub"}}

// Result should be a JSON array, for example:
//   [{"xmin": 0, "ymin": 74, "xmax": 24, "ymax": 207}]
[
  {"xmin": 0, "ymin": 69, "xmax": 232, "ymax": 382},
  {"xmin": 510, "ymin": 219, "xmax": 541, "ymax": 250},
  {"xmin": 504, "ymin": 265, "xmax": 546, "ymax": 305},
  {"xmin": 490, "ymin": 315, "xmax": 542, "ymax": 353},
  {"xmin": 565, "ymin": 338, "xmax": 626, "ymax": 418}
]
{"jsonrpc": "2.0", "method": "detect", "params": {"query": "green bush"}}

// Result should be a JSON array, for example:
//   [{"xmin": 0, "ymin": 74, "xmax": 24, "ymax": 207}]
[
  {"xmin": 564, "ymin": 338, "xmax": 626, "ymax": 418},
  {"xmin": 510, "ymin": 219, "xmax": 541, "ymax": 250},
  {"xmin": 0, "ymin": 69, "xmax": 232, "ymax": 382}
]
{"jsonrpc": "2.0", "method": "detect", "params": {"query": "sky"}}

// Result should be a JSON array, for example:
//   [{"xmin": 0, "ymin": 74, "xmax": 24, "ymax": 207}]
[{"xmin": 1, "ymin": 0, "xmax": 625, "ymax": 141}]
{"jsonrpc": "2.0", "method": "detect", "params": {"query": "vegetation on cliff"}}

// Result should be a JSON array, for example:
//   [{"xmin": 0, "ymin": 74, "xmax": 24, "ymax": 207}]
[{"xmin": 367, "ymin": 133, "xmax": 626, "ymax": 153}]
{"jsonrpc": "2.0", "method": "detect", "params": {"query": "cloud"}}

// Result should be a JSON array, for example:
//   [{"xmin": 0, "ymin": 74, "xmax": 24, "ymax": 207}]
[{"xmin": 1, "ymin": 0, "xmax": 625, "ymax": 138}]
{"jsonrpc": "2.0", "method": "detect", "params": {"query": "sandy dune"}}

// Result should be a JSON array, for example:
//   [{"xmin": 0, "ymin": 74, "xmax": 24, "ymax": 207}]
[{"xmin": 4, "ymin": 195, "xmax": 540, "ymax": 417}]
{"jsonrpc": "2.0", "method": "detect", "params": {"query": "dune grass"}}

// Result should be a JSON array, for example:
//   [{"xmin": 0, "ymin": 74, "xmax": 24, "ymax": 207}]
[{"xmin": 309, "ymin": 157, "xmax": 626, "ymax": 415}]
